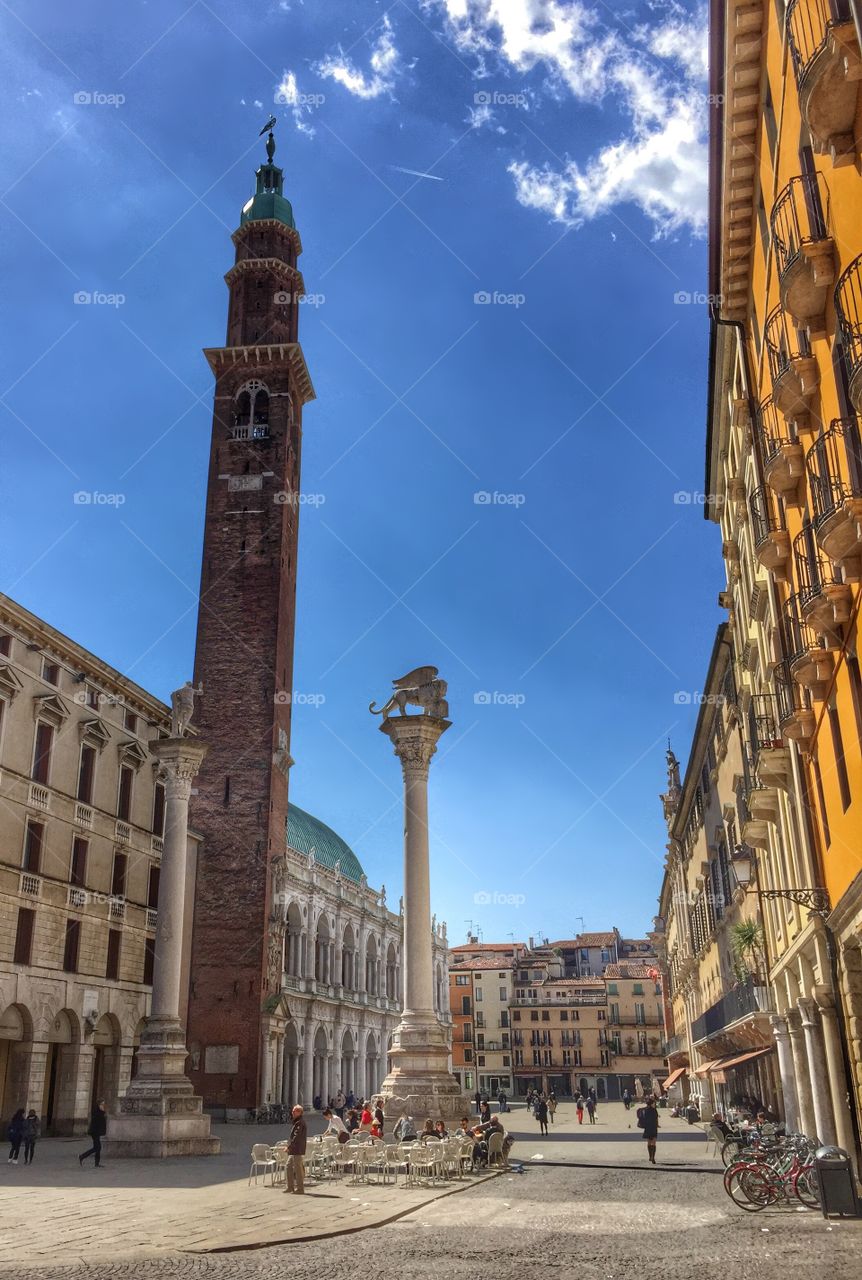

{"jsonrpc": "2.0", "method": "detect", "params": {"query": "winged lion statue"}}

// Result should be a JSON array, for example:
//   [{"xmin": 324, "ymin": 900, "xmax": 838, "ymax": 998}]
[{"xmin": 369, "ymin": 666, "xmax": 449, "ymax": 720}]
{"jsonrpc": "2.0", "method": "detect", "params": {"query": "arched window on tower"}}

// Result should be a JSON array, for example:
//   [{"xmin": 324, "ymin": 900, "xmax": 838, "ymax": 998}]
[{"xmin": 231, "ymin": 381, "xmax": 270, "ymax": 440}]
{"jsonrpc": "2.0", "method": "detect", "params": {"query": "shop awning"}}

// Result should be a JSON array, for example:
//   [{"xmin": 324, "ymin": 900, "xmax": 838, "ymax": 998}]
[
  {"xmin": 718, "ymin": 1047, "xmax": 773, "ymax": 1070},
  {"xmin": 663, "ymin": 1066, "xmax": 687, "ymax": 1088}
]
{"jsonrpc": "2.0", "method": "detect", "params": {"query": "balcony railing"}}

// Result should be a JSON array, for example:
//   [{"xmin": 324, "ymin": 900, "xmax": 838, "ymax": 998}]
[
  {"xmin": 806, "ymin": 417, "xmax": 862, "ymax": 538},
  {"xmin": 835, "ymin": 257, "xmax": 862, "ymax": 411},
  {"xmin": 792, "ymin": 524, "xmax": 852, "ymax": 640},
  {"xmin": 771, "ymin": 172, "xmax": 830, "ymax": 274},
  {"xmin": 786, "ymin": 1, "xmax": 859, "ymax": 160},
  {"xmin": 747, "ymin": 694, "xmax": 782, "ymax": 756},
  {"xmin": 691, "ymin": 978, "xmax": 774, "ymax": 1044},
  {"xmin": 788, "ymin": 0, "xmax": 851, "ymax": 85},
  {"xmin": 757, "ymin": 396, "xmax": 792, "ymax": 463},
  {"xmin": 764, "ymin": 306, "xmax": 818, "ymax": 417},
  {"xmin": 748, "ymin": 485, "xmax": 786, "ymax": 552},
  {"xmin": 770, "ymin": 172, "xmax": 834, "ymax": 326},
  {"xmin": 665, "ymin": 1033, "xmax": 687, "ymax": 1057},
  {"xmin": 774, "ymin": 658, "xmax": 815, "ymax": 744}
]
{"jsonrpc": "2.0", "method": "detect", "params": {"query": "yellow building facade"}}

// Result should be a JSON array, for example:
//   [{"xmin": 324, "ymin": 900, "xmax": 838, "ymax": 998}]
[{"xmin": 704, "ymin": 0, "xmax": 862, "ymax": 1161}]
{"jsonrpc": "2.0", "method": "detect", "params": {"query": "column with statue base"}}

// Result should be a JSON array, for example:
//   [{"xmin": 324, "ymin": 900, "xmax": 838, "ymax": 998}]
[
  {"xmin": 105, "ymin": 685, "xmax": 220, "ymax": 1157},
  {"xmin": 371, "ymin": 667, "xmax": 471, "ymax": 1122}
]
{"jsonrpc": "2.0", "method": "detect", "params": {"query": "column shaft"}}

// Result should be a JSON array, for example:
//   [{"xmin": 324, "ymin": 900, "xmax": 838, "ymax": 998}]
[{"xmin": 798, "ymin": 998, "xmax": 837, "ymax": 1145}]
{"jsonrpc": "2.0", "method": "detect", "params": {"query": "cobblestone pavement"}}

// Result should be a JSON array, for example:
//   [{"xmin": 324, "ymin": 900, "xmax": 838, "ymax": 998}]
[
  {"xmin": 8, "ymin": 1160, "xmax": 861, "ymax": 1280},
  {"xmin": 3, "ymin": 1103, "xmax": 859, "ymax": 1277}
]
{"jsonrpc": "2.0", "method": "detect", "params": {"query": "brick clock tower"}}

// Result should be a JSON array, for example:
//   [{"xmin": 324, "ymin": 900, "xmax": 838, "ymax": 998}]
[{"xmin": 186, "ymin": 127, "xmax": 314, "ymax": 1116}]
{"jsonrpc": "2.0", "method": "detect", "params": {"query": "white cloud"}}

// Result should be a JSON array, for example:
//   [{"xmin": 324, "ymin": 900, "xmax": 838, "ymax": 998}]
[
  {"xmin": 425, "ymin": 0, "xmax": 709, "ymax": 236},
  {"xmin": 275, "ymin": 69, "xmax": 318, "ymax": 137},
  {"xmin": 315, "ymin": 15, "xmax": 401, "ymax": 101}
]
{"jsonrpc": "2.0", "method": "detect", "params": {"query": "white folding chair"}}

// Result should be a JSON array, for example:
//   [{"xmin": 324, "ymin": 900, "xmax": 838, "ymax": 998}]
[{"xmin": 248, "ymin": 1143, "xmax": 276, "ymax": 1186}]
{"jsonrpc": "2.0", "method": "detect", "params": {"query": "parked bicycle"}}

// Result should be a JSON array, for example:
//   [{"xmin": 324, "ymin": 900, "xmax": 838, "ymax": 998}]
[{"xmin": 723, "ymin": 1133, "xmax": 819, "ymax": 1212}]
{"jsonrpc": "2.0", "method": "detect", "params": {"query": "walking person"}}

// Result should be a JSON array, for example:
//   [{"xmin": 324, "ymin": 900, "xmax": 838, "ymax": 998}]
[
  {"xmin": 637, "ymin": 1095, "xmax": 660, "ymax": 1164},
  {"xmin": 7, "ymin": 1108, "xmax": 25, "ymax": 1164},
  {"xmin": 536, "ymin": 1096, "xmax": 548, "ymax": 1136},
  {"xmin": 23, "ymin": 1111, "xmax": 40, "ymax": 1164},
  {"xmin": 474, "ymin": 1089, "xmax": 482, "ymax": 1115},
  {"xmin": 497, "ymin": 1088, "xmax": 508, "ymax": 1113},
  {"xmin": 547, "ymin": 1094, "xmax": 557, "ymax": 1125},
  {"xmin": 79, "ymin": 1100, "xmax": 107, "ymax": 1168},
  {"xmin": 622, "ymin": 1088, "xmax": 632, "ymax": 1111},
  {"xmin": 283, "ymin": 1104, "xmax": 307, "ymax": 1194},
  {"xmin": 575, "ymin": 1094, "xmax": 584, "ymax": 1125},
  {"xmin": 586, "ymin": 1095, "xmax": 597, "ymax": 1125}
]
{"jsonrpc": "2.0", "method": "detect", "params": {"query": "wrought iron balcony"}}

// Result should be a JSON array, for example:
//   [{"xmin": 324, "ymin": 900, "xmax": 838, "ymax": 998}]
[
  {"xmin": 764, "ymin": 307, "xmax": 819, "ymax": 419},
  {"xmin": 746, "ymin": 694, "xmax": 789, "ymax": 788},
  {"xmin": 690, "ymin": 978, "xmax": 774, "ymax": 1045},
  {"xmin": 770, "ymin": 172, "xmax": 835, "ymax": 327},
  {"xmin": 836, "ymin": 257, "xmax": 862, "ymax": 413},
  {"xmin": 806, "ymin": 416, "xmax": 862, "ymax": 576},
  {"xmin": 793, "ymin": 523, "xmax": 852, "ymax": 639},
  {"xmin": 758, "ymin": 396, "xmax": 805, "ymax": 503},
  {"xmin": 749, "ymin": 485, "xmax": 790, "ymax": 575},
  {"xmin": 665, "ymin": 1034, "xmax": 687, "ymax": 1058},
  {"xmin": 782, "ymin": 591, "xmax": 835, "ymax": 696},
  {"xmin": 787, "ymin": 0, "xmax": 861, "ymax": 163},
  {"xmin": 774, "ymin": 659, "xmax": 816, "ymax": 747}
]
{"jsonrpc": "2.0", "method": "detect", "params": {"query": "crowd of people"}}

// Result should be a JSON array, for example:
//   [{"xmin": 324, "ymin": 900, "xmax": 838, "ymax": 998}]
[{"xmin": 313, "ymin": 1092, "xmax": 517, "ymax": 1171}]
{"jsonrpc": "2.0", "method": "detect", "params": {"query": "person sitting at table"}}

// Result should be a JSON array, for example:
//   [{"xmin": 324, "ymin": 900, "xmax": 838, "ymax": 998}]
[
  {"xmin": 420, "ymin": 1119, "xmax": 439, "ymax": 1140},
  {"xmin": 358, "ymin": 1101, "xmax": 374, "ymax": 1132},
  {"xmin": 322, "ymin": 1107, "xmax": 350, "ymax": 1143},
  {"xmin": 711, "ymin": 1111, "xmax": 731, "ymax": 1139},
  {"xmin": 471, "ymin": 1126, "xmax": 489, "ymax": 1167},
  {"xmin": 346, "ymin": 1108, "xmax": 360, "ymax": 1133},
  {"xmin": 434, "ymin": 1120, "xmax": 448, "ymax": 1139}
]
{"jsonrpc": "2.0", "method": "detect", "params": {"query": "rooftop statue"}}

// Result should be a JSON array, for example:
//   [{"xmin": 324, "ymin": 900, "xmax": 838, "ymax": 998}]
[
  {"xmin": 170, "ymin": 681, "xmax": 203, "ymax": 738},
  {"xmin": 369, "ymin": 666, "xmax": 449, "ymax": 720}
]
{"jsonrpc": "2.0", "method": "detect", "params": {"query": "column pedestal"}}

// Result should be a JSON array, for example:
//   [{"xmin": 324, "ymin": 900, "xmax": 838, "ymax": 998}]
[
  {"xmin": 375, "ymin": 711, "xmax": 471, "ymax": 1122},
  {"xmin": 105, "ymin": 737, "xmax": 219, "ymax": 1158}
]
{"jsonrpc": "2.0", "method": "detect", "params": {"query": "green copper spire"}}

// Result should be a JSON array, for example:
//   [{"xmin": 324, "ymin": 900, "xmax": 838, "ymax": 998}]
[{"xmin": 240, "ymin": 119, "xmax": 295, "ymax": 229}]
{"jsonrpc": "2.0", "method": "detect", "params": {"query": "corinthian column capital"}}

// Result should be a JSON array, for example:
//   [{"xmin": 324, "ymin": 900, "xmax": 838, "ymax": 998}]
[
  {"xmin": 380, "ymin": 714, "xmax": 450, "ymax": 779},
  {"xmin": 151, "ymin": 738, "xmax": 209, "ymax": 801}
]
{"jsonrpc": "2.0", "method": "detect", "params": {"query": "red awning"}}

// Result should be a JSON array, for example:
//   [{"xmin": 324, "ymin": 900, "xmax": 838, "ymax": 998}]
[
  {"xmin": 718, "ymin": 1047, "xmax": 773, "ymax": 1070},
  {"xmin": 663, "ymin": 1066, "xmax": 687, "ymax": 1088}
]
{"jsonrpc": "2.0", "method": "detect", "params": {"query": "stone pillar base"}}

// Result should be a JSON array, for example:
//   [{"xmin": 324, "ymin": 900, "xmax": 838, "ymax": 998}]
[
  {"xmin": 103, "ymin": 1018, "xmax": 220, "ymax": 1158},
  {"xmin": 378, "ymin": 1016, "xmax": 472, "ymax": 1122}
]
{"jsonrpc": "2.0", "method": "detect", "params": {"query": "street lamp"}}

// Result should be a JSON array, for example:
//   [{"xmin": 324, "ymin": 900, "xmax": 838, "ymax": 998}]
[{"xmin": 731, "ymin": 843, "xmax": 831, "ymax": 917}]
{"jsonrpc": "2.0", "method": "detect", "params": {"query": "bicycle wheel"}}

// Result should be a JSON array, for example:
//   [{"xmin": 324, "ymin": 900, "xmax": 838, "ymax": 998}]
[
  {"xmin": 726, "ymin": 1165, "xmax": 775, "ymax": 1212},
  {"xmin": 721, "ymin": 1138, "xmax": 743, "ymax": 1167},
  {"xmin": 793, "ymin": 1164, "xmax": 820, "ymax": 1211}
]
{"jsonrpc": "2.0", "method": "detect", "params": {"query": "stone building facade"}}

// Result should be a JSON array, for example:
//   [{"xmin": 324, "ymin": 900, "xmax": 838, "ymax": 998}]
[
  {"xmin": 253, "ymin": 802, "xmax": 450, "ymax": 1113},
  {"xmin": 0, "ymin": 593, "xmax": 187, "ymax": 1134}
]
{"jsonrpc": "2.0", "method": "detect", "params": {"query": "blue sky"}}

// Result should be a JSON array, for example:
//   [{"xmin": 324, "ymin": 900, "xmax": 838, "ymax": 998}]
[{"xmin": 1, "ymin": 0, "xmax": 718, "ymax": 943}]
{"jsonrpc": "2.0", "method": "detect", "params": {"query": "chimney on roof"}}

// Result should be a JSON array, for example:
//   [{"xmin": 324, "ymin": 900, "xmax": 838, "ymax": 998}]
[{"xmin": 528, "ymin": 936, "xmax": 534, "ymax": 950}]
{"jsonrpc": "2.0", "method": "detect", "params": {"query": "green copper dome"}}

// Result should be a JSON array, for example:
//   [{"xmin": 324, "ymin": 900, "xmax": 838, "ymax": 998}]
[
  {"xmin": 286, "ymin": 803, "xmax": 365, "ymax": 883},
  {"xmin": 240, "ymin": 128, "xmax": 295, "ymax": 229},
  {"xmin": 240, "ymin": 187, "xmax": 295, "ymax": 229}
]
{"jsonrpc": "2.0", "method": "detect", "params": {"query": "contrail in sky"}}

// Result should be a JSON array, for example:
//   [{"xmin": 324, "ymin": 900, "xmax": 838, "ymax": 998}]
[{"xmin": 389, "ymin": 165, "xmax": 444, "ymax": 181}]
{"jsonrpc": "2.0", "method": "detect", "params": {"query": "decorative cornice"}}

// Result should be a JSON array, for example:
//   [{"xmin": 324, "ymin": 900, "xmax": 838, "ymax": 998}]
[
  {"xmin": 224, "ymin": 257, "xmax": 305, "ymax": 294},
  {"xmin": 717, "ymin": 1, "xmax": 765, "ymax": 321},
  {"xmin": 203, "ymin": 342, "xmax": 316, "ymax": 405}
]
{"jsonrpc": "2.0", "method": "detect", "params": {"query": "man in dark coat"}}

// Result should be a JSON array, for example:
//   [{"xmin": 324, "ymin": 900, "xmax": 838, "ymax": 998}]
[
  {"xmin": 284, "ymin": 1104, "xmax": 307, "ymax": 1194},
  {"xmin": 79, "ymin": 1100, "xmax": 107, "ymax": 1168}
]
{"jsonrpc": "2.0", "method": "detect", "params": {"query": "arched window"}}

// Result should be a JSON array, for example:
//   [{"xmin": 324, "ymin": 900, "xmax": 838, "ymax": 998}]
[{"xmin": 232, "ymin": 380, "xmax": 270, "ymax": 440}]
